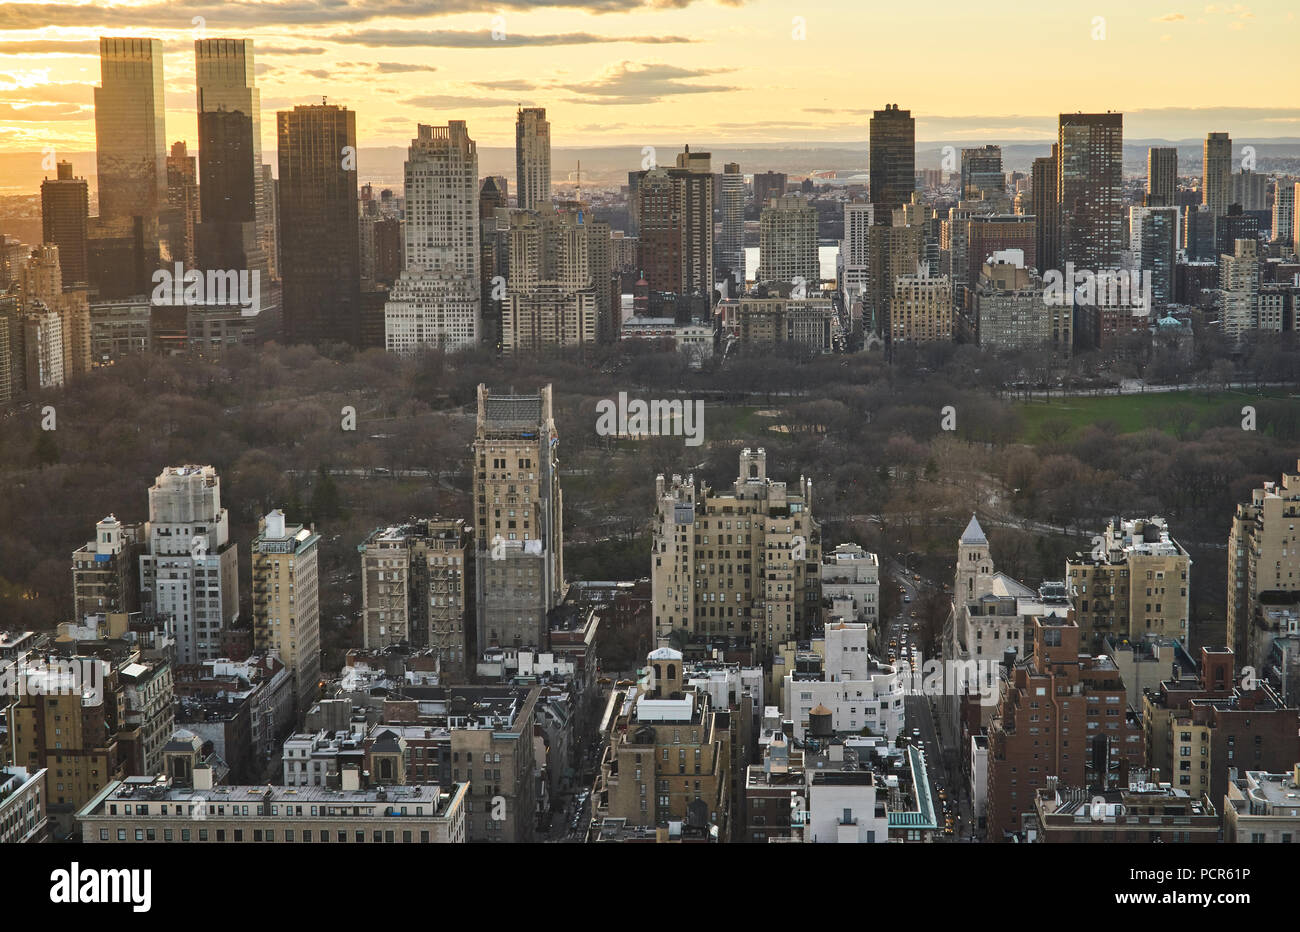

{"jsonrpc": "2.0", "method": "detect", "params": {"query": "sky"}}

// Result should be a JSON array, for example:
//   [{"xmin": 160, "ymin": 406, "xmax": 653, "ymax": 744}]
[{"xmin": 2, "ymin": 0, "xmax": 1299, "ymax": 156}]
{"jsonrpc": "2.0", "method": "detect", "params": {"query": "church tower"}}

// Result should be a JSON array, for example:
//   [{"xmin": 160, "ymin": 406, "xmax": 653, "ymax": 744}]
[{"xmin": 955, "ymin": 514, "xmax": 994, "ymax": 599}]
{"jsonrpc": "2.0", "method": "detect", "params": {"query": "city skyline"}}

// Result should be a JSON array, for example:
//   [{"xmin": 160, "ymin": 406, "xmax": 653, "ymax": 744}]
[{"xmin": 2, "ymin": 2, "xmax": 1300, "ymax": 156}]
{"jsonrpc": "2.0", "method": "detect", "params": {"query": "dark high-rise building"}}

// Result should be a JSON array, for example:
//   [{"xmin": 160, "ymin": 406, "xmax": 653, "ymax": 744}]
[
  {"xmin": 94, "ymin": 37, "xmax": 166, "ymax": 224},
  {"xmin": 277, "ymin": 104, "xmax": 360, "ymax": 346},
  {"xmin": 515, "ymin": 107, "xmax": 551, "ymax": 211},
  {"xmin": 1138, "ymin": 207, "xmax": 1178, "ymax": 308},
  {"xmin": 1147, "ymin": 146, "xmax": 1177, "ymax": 207},
  {"xmin": 869, "ymin": 104, "xmax": 915, "ymax": 223},
  {"xmin": 195, "ymin": 39, "xmax": 266, "ymax": 277},
  {"xmin": 1182, "ymin": 204, "xmax": 1217, "ymax": 262},
  {"xmin": 1031, "ymin": 146, "xmax": 1059, "ymax": 274},
  {"xmin": 752, "ymin": 171, "xmax": 788, "ymax": 211},
  {"xmin": 165, "ymin": 142, "xmax": 200, "ymax": 268},
  {"xmin": 632, "ymin": 146, "xmax": 714, "ymax": 300},
  {"xmin": 1057, "ymin": 112, "xmax": 1123, "ymax": 268},
  {"xmin": 1214, "ymin": 204, "xmax": 1259, "ymax": 259},
  {"xmin": 961, "ymin": 145, "xmax": 1003, "ymax": 201},
  {"xmin": 40, "ymin": 161, "xmax": 89, "ymax": 288}
]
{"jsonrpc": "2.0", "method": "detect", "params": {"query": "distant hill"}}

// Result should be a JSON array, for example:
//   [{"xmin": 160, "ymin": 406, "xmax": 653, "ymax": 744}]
[{"xmin": 5, "ymin": 138, "xmax": 1300, "ymax": 198}]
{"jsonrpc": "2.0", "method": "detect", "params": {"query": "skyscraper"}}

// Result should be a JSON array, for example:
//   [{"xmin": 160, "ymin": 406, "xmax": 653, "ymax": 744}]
[
  {"xmin": 1271, "ymin": 182, "xmax": 1294, "ymax": 247},
  {"xmin": 501, "ymin": 203, "xmax": 599, "ymax": 354},
  {"xmin": 473, "ymin": 384, "xmax": 563, "ymax": 655},
  {"xmin": 632, "ymin": 146, "xmax": 714, "ymax": 299},
  {"xmin": 718, "ymin": 162, "xmax": 745, "ymax": 286},
  {"xmin": 1031, "ymin": 146, "xmax": 1059, "ymax": 274},
  {"xmin": 40, "ymin": 161, "xmax": 89, "ymax": 289},
  {"xmin": 277, "ymin": 103, "xmax": 360, "ymax": 345},
  {"xmin": 961, "ymin": 145, "xmax": 1003, "ymax": 201},
  {"xmin": 515, "ymin": 107, "xmax": 551, "ymax": 211},
  {"xmin": 839, "ymin": 199, "xmax": 874, "ymax": 306},
  {"xmin": 165, "ymin": 142, "xmax": 199, "ymax": 268},
  {"xmin": 1147, "ymin": 146, "xmax": 1177, "ymax": 206},
  {"xmin": 138, "ymin": 465, "xmax": 239, "ymax": 665},
  {"xmin": 674, "ymin": 146, "xmax": 715, "ymax": 300},
  {"xmin": 1203, "ymin": 132, "xmax": 1232, "ymax": 217},
  {"xmin": 195, "ymin": 38, "xmax": 266, "ymax": 277},
  {"xmin": 869, "ymin": 104, "xmax": 915, "ymax": 223},
  {"xmin": 757, "ymin": 194, "xmax": 818, "ymax": 287},
  {"xmin": 384, "ymin": 121, "xmax": 481, "ymax": 353},
  {"xmin": 1057, "ymin": 112, "xmax": 1123, "ymax": 268},
  {"xmin": 94, "ymin": 37, "xmax": 166, "ymax": 224}
]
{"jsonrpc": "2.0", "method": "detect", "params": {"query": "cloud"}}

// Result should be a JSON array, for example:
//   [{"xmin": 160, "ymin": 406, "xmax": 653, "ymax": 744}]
[
  {"xmin": 563, "ymin": 62, "xmax": 737, "ymax": 106},
  {"xmin": 0, "ymin": 0, "xmax": 730, "ymax": 31},
  {"xmin": 0, "ymin": 39, "xmax": 99, "ymax": 55},
  {"xmin": 0, "ymin": 102, "xmax": 86, "ymax": 121},
  {"xmin": 327, "ymin": 29, "xmax": 693, "ymax": 48},
  {"xmin": 402, "ymin": 94, "xmax": 533, "ymax": 109},
  {"xmin": 1152, "ymin": 12, "xmax": 1186, "ymax": 21},
  {"xmin": 472, "ymin": 79, "xmax": 540, "ymax": 91}
]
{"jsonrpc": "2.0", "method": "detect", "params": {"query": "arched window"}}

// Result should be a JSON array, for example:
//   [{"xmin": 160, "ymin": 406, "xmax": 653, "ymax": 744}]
[{"xmin": 667, "ymin": 663, "xmax": 676, "ymax": 679}]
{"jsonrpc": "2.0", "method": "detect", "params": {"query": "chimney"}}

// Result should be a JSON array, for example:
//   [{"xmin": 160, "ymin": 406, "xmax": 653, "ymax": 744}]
[
  {"xmin": 193, "ymin": 764, "xmax": 213, "ymax": 791},
  {"xmin": 341, "ymin": 765, "xmax": 361, "ymax": 792}
]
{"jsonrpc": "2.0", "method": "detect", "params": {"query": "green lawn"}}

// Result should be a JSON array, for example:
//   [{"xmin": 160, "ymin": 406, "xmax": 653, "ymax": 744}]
[{"xmin": 1015, "ymin": 389, "xmax": 1292, "ymax": 443}]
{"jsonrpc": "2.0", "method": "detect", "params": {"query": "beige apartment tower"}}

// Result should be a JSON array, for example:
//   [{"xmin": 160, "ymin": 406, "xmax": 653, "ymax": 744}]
[
  {"xmin": 1066, "ymin": 517, "xmax": 1191, "ymax": 652},
  {"xmin": 652, "ymin": 448, "xmax": 820, "ymax": 656},
  {"xmin": 1227, "ymin": 462, "xmax": 1300, "ymax": 669},
  {"xmin": 515, "ymin": 107, "xmax": 551, "ymax": 211},
  {"xmin": 473, "ymin": 385, "xmax": 564, "ymax": 655},
  {"xmin": 252, "ymin": 509, "xmax": 321, "ymax": 710}
]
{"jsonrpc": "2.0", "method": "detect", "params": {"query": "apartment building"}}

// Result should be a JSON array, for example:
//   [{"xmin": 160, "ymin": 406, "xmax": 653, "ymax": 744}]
[
  {"xmin": 985, "ymin": 616, "xmax": 1144, "ymax": 841},
  {"xmin": 358, "ymin": 518, "xmax": 473, "ymax": 678},
  {"xmin": 138, "ymin": 465, "xmax": 240, "ymax": 665},
  {"xmin": 1032, "ymin": 777, "xmax": 1218, "ymax": 842},
  {"xmin": 78, "ymin": 768, "xmax": 467, "ymax": 844},
  {"xmin": 1224, "ymin": 765, "xmax": 1300, "ymax": 842},
  {"xmin": 1066, "ymin": 517, "xmax": 1191, "ymax": 652},
  {"xmin": 1227, "ymin": 461, "xmax": 1300, "ymax": 668},
  {"xmin": 473, "ymin": 385, "xmax": 564, "ymax": 655},
  {"xmin": 590, "ymin": 648, "xmax": 732, "ymax": 841},
  {"xmin": 71, "ymin": 514, "xmax": 144, "ymax": 622},
  {"xmin": 251, "ymin": 509, "xmax": 321, "ymax": 710},
  {"xmin": 0, "ymin": 766, "xmax": 48, "ymax": 843},
  {"xmin": 651, "ymin": 447, "xmax": 821, "ymax": 655},
  {"xmin": 820, "ymin": 543, "xmax": 880, "ymax": 623}
]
